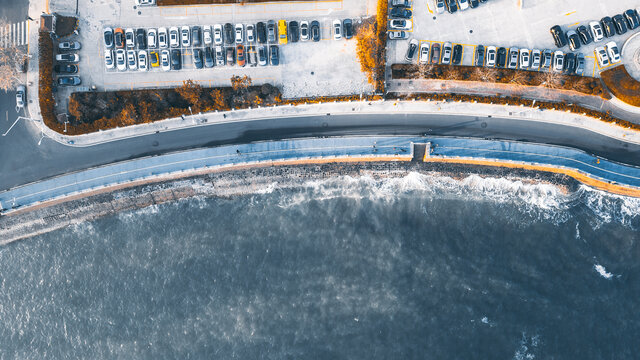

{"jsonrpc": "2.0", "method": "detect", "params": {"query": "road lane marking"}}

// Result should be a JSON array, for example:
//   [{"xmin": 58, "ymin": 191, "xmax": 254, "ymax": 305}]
[{"xmin": 564, "ymin": 10, "xmax": 576, "ymax": 16}]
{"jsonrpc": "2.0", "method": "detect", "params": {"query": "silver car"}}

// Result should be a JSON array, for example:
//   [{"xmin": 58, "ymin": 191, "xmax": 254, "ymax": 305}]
[
  {"xmin": 15, "ymin": 85, "xmax": 25, "ymax": 109},
  {"xmin": 507, "ymin": 48, "xmax": 519, "ymax": 69},
  {"xmin": 441, "ymin": 42, "xmax": 452, "ymax": 64},
  {"xmin": 485, "ymin": 46, "xmax": 497, "ymax": 67},
  {"xmin": 553, "ymin": 50, "xmax": 564, "ymax": 73}
]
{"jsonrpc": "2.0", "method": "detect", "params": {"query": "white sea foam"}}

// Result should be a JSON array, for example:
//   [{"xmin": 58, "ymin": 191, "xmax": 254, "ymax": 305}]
[
  {"xmin": 513, "ymin": 332, "xmax": 540, "ymax": 360},
  {"xmin": 594, "ymin": 264, "xmax": 614, "ymax": 279}
]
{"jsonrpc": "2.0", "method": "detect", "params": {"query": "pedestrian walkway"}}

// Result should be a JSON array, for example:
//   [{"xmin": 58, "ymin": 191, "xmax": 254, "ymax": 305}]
[{"xmin": 0, "ymin": 21, "xmax": 29, "ymax": 48}]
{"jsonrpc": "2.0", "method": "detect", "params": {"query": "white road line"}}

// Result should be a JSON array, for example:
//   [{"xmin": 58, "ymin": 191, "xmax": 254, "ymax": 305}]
[
  {"xmin": 12, "ymin": 23, "xmax": 16, "ymax": 45},
  {"xmin": 24, "ymin": 21, "xmax": 27, "ymax": 45},
  {"xmin": 0, "ymin": 26, "xmax": 4, "ymax": 47}
]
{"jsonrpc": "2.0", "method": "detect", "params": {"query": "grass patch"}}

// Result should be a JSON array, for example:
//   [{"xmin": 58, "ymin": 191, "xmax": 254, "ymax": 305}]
[{"xmin": 600, "ymin": 65, "xmax": 640, "ymax": 106}]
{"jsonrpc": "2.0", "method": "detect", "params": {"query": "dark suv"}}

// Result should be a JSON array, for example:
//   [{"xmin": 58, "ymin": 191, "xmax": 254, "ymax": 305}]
[
  {"xmin": 256, "ymin": 22, "xmax": 267, "ymax": 43},
  {"xmin": 624, "ymin": 9, "xmax": 640, "ymax": 30},
  {"xmin": 550, "ymin": 25, "xmax": 566, "ymax": 48},
  {"xmin": 343, "ymin": 19, "xmax": 353, "ymax": 39},
  {"xmin": 601, "ymin": 16, "xmax": 616, "ymax": 37},
  {"xmin": 496, "ymin": 47, "xmax": 507, "ymax": 68},
  {"xmin": 224, "ymin": 23, "xmax": 234, "ymax": 44},
  {"xmin": 171, "ymin": 49, "xmax": 181, "ymax": 70},
  {"xmin": 446, "ymin": 0, "xmax": 457, "ymax": 13},
  {"xmin": 613, "ymin": 14, "xmax": 628, "ymax": 35},
  {"xmin": 136, "ymin": 28, "xmax": 147, "ymax": 50},
  {"xmin": 474, "ymin": 45, "xmax": 484, "ymax": 66}
]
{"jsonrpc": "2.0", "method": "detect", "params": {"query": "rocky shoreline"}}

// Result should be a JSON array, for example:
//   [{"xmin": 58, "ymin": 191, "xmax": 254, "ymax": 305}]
[{"xmin": 0, "ymin": 162, "xmax": 579, "ymax": 245}]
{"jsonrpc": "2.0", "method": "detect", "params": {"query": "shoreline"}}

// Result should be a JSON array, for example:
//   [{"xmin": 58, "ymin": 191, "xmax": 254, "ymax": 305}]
[{"xmin": 0, "ymin": 161, "xmax": 579, "ymax": 245}]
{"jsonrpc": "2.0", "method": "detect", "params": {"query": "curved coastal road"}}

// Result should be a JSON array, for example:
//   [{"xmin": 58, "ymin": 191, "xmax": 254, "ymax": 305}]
[{"xmin": 2, "ymin": 112, "xmax": 640, "ymax": 190}]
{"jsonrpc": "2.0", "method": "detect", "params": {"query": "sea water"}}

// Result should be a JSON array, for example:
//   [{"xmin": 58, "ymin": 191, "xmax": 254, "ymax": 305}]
[{"xmin": 0, "ymin": 173, "xmax": 639, "ymax": 359}]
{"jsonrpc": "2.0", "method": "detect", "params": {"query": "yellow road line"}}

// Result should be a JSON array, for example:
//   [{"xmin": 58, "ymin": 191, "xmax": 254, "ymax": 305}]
[
  {"xmin": 426, "ymin": 1, "xmax": 433, "ymax": 14},
  {"xmin": 570, "ymin": 22, "xmax": 580, "ymax": 27},
  {"xmin": 564, "ymin": 10, "xmax": 576, "ymax": 16}
]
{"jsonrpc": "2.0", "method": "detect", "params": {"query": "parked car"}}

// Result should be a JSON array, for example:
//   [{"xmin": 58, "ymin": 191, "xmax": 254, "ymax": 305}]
[
  {"xmin": 235, "ymin": 24, "xmax": 244, "ymax": 44},
  {"xmin": 388, "ymin": 31, "xmax": 409, "ymax": 40},
  {"xmin": 57, "ymin": 76, "xmax": 81, "ymax": 86},
  {"xmin": 563, "ymin": 53, "xmax": 576, "ymax": 74},
  {"xmin": 203, "ymin": 25, "xmax": 212, "ymax": 45},
  {"xmin": 214, "ymin": 24, "xmax": 224, "ymax": 45},
  {"xmin": 56, "ymin": 53, "xmax": 79, "ymax": 62},
  {"xmin": 138, "ymin": 50, "xmax": 148, "ymax": 71},
  {"xmin": 104, "ymin": 49, "xmax": 114, "ymax": 69},
  {"xmin": 405, "ymin": 39, "xmax": 418, "ymax": 62},
  {"xmin": 519, "ymin": 48, "xmax": 530, "ymax": 69},
  {"xmin": 161, "ymin": 49, "xmax": 170, "ymax": 71},
  {"xmin": 576, "ymin": 25, "xmax": 593, "ymax": 45},
  {"xmin": 474, "ymin": 45, "xmax": 484, "ymax": 66},
  {"xmin": 469, "ymin": 0, "xmax": 479, "ymax": 8},
  {"xmin": 278, "ymin": 20, "xmax": 288, "ymax": 44},
  {"xmin": 193, "ymin": 48, "xmax": 203, "ymax": 69},
  {"xmin": 256, "ymin": 22, "xmax": 267, "ymax": 43},
  {"xmin": 149, "ymin": 51, "xmax": 159, "ymax": 68},
  {"xmin": 192, "ymin": 26, "xmax": 202, "ymax": 47},
  {"xmin": 458, "ymin": 0, "xmax": 469, "ymax": 11},
  {"xmin": 389, "ymin": 19, "xmax": 412, "ymax": 30},
  {"xmin": 343, "ymin": 19, "xmax": 353, "ymax": 39},
  {"xmin": 126, "ymin": 50, "xmax": 137, "ymax": 70},
  {"xmin": 116, "ymin": 49, "xmax": 126, "ymax": 71},
  {"xmin": 125, "ymin": 28, "xmax": 135, "ymax": 48},
  {"xmin": 497, "ymin": 47, "xmax": 507, "ymax": 68},
  {"xmin": 419, "ymin": 42, "xmax": 429, "ymax": 64},
  {"xmin": 446, "ymin": 0, "xmax": 457, "ymax": 13},
  {"xmin": 589, "ymin": 21, "xmax": 604, "ymax": 42},
  {"xmin": 223, "ymin": 23, "xmax": 233, "ymax": 44},
  {"xmin": 436, "ymin": 0, "xmax": 445, "ymax": 14},
  {"xmin": 333, "ymin": 19, "xmax": 342, "ymax": 40},
  {"xmin": 114, "ymin": 28, "xmax": 125, "ymax": 48},
  {"xmin": 181, "ymin": 26, "xmax": 191, "ymax": 46},
  {"xmin": 390, "ymin": 7, "xmax": 412, "ymax": 19},
  {"xmin": 54, "ymin": 64, "xmax": 78, "ymax": 73},
  {"xmin": 169, "ymin": 27, "xmax": 179, "ymax": 47},
  {"xmin": 613, "ymin": 14, "xmax": 628, "ymax": 35},
  {"xmin": 507, "ymin": 48, "xmax": 519, "ymax": 69},
  {"xmin": 235, "ymin": 44, "xmax": 245, "ymax": 66},
  {"xmin": 391, "ymin": 0, "xmax": 411, "ymax": 6},
  {"xmin": 147, "ymin": 28, "xmax": 157, "ymax": 48},
  {"xmin": 553, "ymin": 50, "xmax": 564, "ymax": 72},
  {"xmin": 452, "ymin": 44, "xmax": 462, "ymax": 65},
  {"xmin": 204, "ymin": 47, "xmax": 214, "ymax": 68},
  {"xmin": 15, "ymin": 85, "xmax": 25, "ymax": 108},
  {"xmin": 104, "ymin": 27, "xmax": 114, "ymax": 49},
  {"xmin": 575, "ymin": 53, "xmax": 585, "ymax": 76},
  {"xmin": 624, "ymin": 9, "xmax": 640, "ymax": 30},
  {"xmin": 566, "ymin": 30, "xmax": 581, "ymax": 51},
  {"xmin": 246, "ymin": 24, "xmax": 255, "ymax": 43},
  {"xmin": 215, "ymin": 46, "xmax": 225, "ymax": 66},
  {"xmin": 601, "ymin": 16, "xmax": 616, "ymax": 38},
  {"xmin": 289, "ymin": 21, "xmax": 299, "ymax": 42},
  {"xmin": 226, "ymin": 46, "xmax": 235, "ymax": 65},
  {"xmin": 530, "ymin": 49, "xmax": 541, "ymax": 69},
  {"xmin": 605, "ymin": 41, "xmax": 621, "ymax": 63},
  {"xmin": 550, "ymin": 25, "xmax": 566, "ymax": 48},
  {"xmin": 441, "ymin": 42, "xmax": 452, "ymax": 64},
  {"xmin": 541, "ymin": 49, "xmax": 552, "ymax": 70},
  {"xmin": 431, "ymin": 43, "xmax": 441, "ymax": 64},
  {"xmin": 58, "ymin": 41, "xmax": 81, "ymax": 50},
  {"xmin": 171, "ymin": 49, "xmax": 181, "ymax": 70},
  {"xmin": 247, "ymin": 45, "xmax": 257, "ymax": 66},
  {"xmin": 136, "ymin": 28, "xmax": 147, "ymax": 50},
  {"xmin": 269, "ymin": 45, "xmax": 279, "ymax": 65},
  {"xmin": 267, "ymin": 20, "xmax": 276, "ymax": 43},
  {"xmin": 311, "ymin": 20, "xmax": 320, "ymax": 42},
  {"xmin": 594, "ymin": 47, "xmax": 609, "ymax": 68},
  {"xmin": 485, "ymin": 46, "xmax": 496, "ymax": 67},
  {"xmin": 258, "ymin": 45, "xmax": 268, "ymax": 66}
]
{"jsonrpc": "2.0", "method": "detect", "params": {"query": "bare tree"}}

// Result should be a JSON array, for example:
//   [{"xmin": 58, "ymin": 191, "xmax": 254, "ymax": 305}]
[
  {"xmin": 541, "ymin": 71, "xmax": 562, "ymax": 89},
  {"xmin": 0, "ymin": 19, "xmax": 27, "ymax": 91},
  {"xmin": 473, "ymin": 66, "xmax": 498, "ymax": 83},
  {"xmin": 509, "ymin": 70, "xmax": 528, "ymax": 85},
  {"xmin": 417, "ymin": 62, "xmax": 434, "ymax": 79}
]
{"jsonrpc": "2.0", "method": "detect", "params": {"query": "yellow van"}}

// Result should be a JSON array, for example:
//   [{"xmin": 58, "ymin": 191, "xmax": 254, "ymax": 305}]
[{"xmin": 278, "ymin": 20, "xmax": 288, "ymax": 45}]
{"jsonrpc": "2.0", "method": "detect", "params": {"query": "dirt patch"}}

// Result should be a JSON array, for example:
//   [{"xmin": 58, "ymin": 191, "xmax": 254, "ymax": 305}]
[
  {"xmin": 391, "ymin": 64, "xmax": 611, "ymax": 100},
  {"xmin": 157, "ymin": 0, "xmax": 303, "ymax": 5},
  {"xmin": 600, "ymin": 65, "xmax": 640, "ymax": 106},
  {"xmin": 54, "ymin": 15, "xmax": 78, "ymax": 38},
  {"xmin": 38, "ymin": 31, "xmax": 56, "ymax": 130}
]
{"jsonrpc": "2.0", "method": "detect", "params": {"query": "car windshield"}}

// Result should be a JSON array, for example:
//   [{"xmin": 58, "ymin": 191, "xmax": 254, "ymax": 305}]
[{"xmin": 105, "ymin": 32, "xmax": 112, "ymax": 43}]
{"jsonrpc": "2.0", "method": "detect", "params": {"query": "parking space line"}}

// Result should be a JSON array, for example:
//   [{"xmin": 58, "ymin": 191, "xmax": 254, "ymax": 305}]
[
  {"xmin": 426, "ymin": 0, "xmax": 433, "ymax": 15},
  {"xmin": 564, "ymin": 10, "xmax": 576, "ymax": 16},
  {"xmin": 569, "ymin": 22, "xmax": 580, "ymax": 27}
]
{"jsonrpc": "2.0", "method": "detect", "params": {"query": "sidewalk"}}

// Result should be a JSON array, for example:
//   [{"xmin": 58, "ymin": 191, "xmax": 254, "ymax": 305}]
[
  {"xmin": 24, "ymin": 0, "xmax": 47, "ymax": 121},
  {"xmin": 386, "ymin": 78, "xmax": 640, "ymax": 124}
]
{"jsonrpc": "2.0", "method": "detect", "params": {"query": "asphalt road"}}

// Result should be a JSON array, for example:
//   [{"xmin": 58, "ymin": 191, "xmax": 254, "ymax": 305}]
[{"xmin": 2, "ymin": 112, "xmax": 640, "ymax": 191}]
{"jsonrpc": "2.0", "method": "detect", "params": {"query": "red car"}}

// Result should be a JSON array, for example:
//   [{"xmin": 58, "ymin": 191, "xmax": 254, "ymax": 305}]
[
  {"xmin": 236, "ymin": 44, "xmax": 245, "ymax": 67},
  {"xmin": 114, "ymin": 28, "xmax": 125, "ymax": 49}
]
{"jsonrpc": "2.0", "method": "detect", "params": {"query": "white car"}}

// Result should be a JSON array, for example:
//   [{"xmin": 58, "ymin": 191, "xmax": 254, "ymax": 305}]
[
  {"xmin": 419, "ymin": 42, "xmax": 429, "ymax": 63},
  {"xmin": 605, "ymin": 42, "xmax": 620, "ymax": 64},
  {"xmin": 138, "ymin": 50, "xmax": 148, "ymax": 71},
  {"xmin": 213, "ymin": 24, "xmax": 223, "ymax": 45},
  {"xmin": 134, "ymin": 0, "xmax": 155, "ymax": 5},
  {"xmin": 530, "ymin": 49, "xmax": 541, "ymax": 69},
  {"xmin": 519, "ymin": 48, "xmax": 530, "ymax": 69},
  {"xmin": 246, "ymin": 24, "xmax": 255, "ymax": 43},
  {"xmin": 388, "ymin": 31, "xmax": 408, "ymax": 40},
  {"xmin": 116, "ymin": 49, "xmax": 126, "ymax": 71},
  {"xmin": 388, "ymin": 19, "xmax": 412, "ymax": 30},
  {"xmin": 485, "ymin": 46, "xmax": 497, "ymax": 67},
  {"xmin": 436, "ymin": 0, "xmax": 445, "ymax": 14},
  {"xmin": 126, "ymin": 50, "xmax": 137, "ymax": 70},
  {"xmin": 595, "ymin": 47, "xmax": 609, "ymax": 67},
  {"xmin": 441, "ymin": 42, "xmax": 452, "ymax": 64},
  {"xmin": 56, "ymin": 53, "xmax": 79, "ymax": 62},
  {"xmin": 181, "ymin": 26, "xmax": 190, "ymax": 47},
  {"xmin": 333, "ymin": 19, "xmax": 342, "ymax": 40},
  {"xmin": 458, "ymin": 0, "xmax": 469, "ymax": 10},
  {"xmin": 589, "ymin": 21, "xmax": 604, "ymax": 42},
  {"xmin": 147, "ymin": 28, "xmax": 157, "ymax": 49},
  {"xmin": 169, "ymin": 26, "xmax": 179, "ymax": 47},
  {"xmin": 215, "ymin": 46, "xmax": 225, "ymax": 66},
  {"xmin": 235, "ymin": 24, "xmax": 244, "ymax": 44},
  {"xmin": 160, "ymin": 49, "xmax": 170, "ymax": 71},
  {"xmin": 104, "ymin": 49, "xmax": 114, "ymax": 69},
  {"xmin": 300, "ymin": 21, "xmax": 309, "ymax": 41},
  {"xmin": 203, "ymin": 25, "xmax": 212, "ymax": 45},
  {"xmin": 125, "ymin": 28, "xmax": 135, "ymax": 48},
  {"xmin": 158, "ymin": 27, "xmax": 168, "ymax": 48},
  {"xmin": 553, "ymin": 50, "xmax": 564, "ymax": 73}
]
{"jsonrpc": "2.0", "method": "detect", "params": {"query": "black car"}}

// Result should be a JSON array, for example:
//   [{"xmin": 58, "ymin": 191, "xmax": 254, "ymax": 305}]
[
  {"xmin": 114, "ymin": 30, "xmax": 124, "ymax": 48},
  {"xmin": 576, "ymin": 25, "xmax": 592, "ymax": 45},
  {"xmin": 390, "ymin": 7, "xmax": 412, "ymax": 19},
  {"xmin": 256, "ymin": 22, "xmax": 267, "ymax": 43},
  {"xmin": 446, "ymin": 0, "xmax": 457, "ymax": 13},
  {"xmin": 550, "ymin": 25, "xmax": 566, "ymax": 48},
  {"xmin": 563, "ymin": 53, "xmax": 576, "ymax": 75},
  {"xmin": 289, "ymin": 21, "xmax": 299, "ymax": 42},
  {"xmin": 496, "ymin": 47, "xmax": 507, "ymax": 68},
  {"xmin": 469, "ymin": 0, "xmax": 479, "ymax": 8},
  {"xmin": 54, "ymin": 64, "xmax": 78, "ymax": 73},
  {"xmin": 171, "ymin": 49, "xmax": 181, "ymax": 70},
  {"xmin": 452, "ymin": 44, "xmax": 463, "ymax": 65},
  {"xmin": 192, "ymin": 26, "xmax": 202, "ymax": 46},
  {"xmin": 224, "ymin": 23, "xmax": 234, "ymax": 44},
  {"xmin": 104, "ymin": 28, "xmax": 114, "ymax": 49},
  {"xmin": 269, "ymin": 45, "xmax": 279, "ymax": 66},
  {"xmin": 57, "ymin": 76, "xmax": 81, "ymax": 86},
  {"xmin": 613, "ymin": 14, "xmax": 628, "ymax": 35},
  {"xmin": 136, "ymin": 28, "xmax": 147, "ymax": 50},
  {"xmin": 566, "ymin": 30, "xmax": 581, "ymax": 51},
  {"xmin": 474, "ymin": 45, "xmax": 484, "ymax": 66},
  {"xmin": 193, "ymin": 48, "xmax": 203, "ymax": 69},
  {"xmin": 624, "ymin": 9, "xmax": 640, "ymax": 30},
  {"xmin": 204, "ymin": 47, "xmax": 214, "ymax": 68},
  {"xmin": 343, "ymin": 19, "xmax": 353, "ymax": 39},
  {"xmin": 601, "ymin": 16, "xmax": 616, "ymax": 37},
  {"xmin": 311, "ymin": 20, "xmax": 320, "ymax": 42}
]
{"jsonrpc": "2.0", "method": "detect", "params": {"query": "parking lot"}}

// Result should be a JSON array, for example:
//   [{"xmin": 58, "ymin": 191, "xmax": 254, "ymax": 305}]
[
  {"xmin": 49, "ymin": 0, "xmax": 377, "ymax": 111},
  {"xmin": 388, "ymin": 0, "xmax": 640, "ymax": 78}
]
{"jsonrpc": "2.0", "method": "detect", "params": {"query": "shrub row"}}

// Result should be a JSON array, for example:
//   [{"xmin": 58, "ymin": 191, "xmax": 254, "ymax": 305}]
[
  {"xmin": 38, "ymin": 31, "xmax": 62, "ymax": 133},
  {"xmin": 355, "ymin": 0, "xmax": 387, "ymax": 93}
]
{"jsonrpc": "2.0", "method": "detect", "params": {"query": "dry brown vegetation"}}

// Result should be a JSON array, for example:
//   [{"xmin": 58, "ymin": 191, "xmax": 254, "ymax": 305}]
[
  {"xmin": 158, "ymin": 0, "xmax": 301, "ymax": 5},
  {"xmin": 39, "ymin": 31, "xmax": 58, "ymax": 131},
  {"xmin": 392, "ymin": 64, "xmax": 611, "ymax": 99},
  {"xmin": 600, "ymin": 65, "xmax": 640, "ymax": 106},
  {"xmin": 355, "ymin": 0, "xmax": 387, "ymax": 92},
  {"xmin": 55, "ymin": 15, "xmax": 78, "ymax": 37}
]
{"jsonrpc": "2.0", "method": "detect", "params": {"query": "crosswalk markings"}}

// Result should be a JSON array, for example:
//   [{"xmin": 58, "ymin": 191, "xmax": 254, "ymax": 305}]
[{"xmin": 0, "ymin": 21, "xmax": 28, "ymax": 48}]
